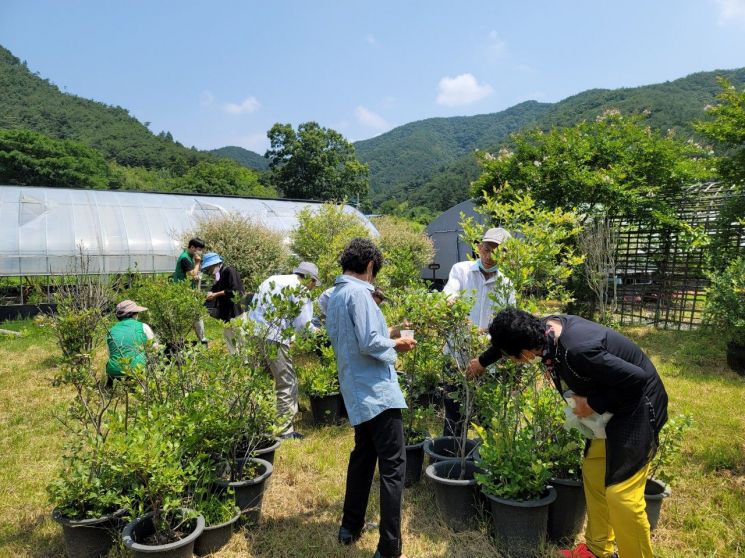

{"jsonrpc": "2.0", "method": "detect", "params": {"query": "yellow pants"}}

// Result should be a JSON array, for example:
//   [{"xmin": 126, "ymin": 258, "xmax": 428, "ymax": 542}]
[{"xmin": 583, "ymin": 439, "xmax": 653, "ymax": 558}]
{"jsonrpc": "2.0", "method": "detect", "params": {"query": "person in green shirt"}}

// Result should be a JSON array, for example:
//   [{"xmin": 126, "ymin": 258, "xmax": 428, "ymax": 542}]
[
  {"xmin": 106, "ymin": 299, "xmax": 157, "ymax": 386},
  {"xmin": 173, "ymin": 237, "xmax": 208, "ymax": 344}
]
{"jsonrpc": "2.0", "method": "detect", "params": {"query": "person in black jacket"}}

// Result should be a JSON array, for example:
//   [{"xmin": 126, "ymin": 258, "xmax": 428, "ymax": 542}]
[
  {"xmin": 468, "ymin": 308, "xmax": 667, "ymax": 558},
  {"xmin": 201, "ymin": 252, "xmax": 245, "ymax": 354}
]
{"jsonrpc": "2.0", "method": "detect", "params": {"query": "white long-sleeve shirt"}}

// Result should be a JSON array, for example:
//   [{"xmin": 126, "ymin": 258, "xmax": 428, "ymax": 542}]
[
  {"xmin": 442, "ymin": 260, "xmax": 515, "ymax": 363},
  {"xmin": 443, "ymin": 260, "xmax": 516, "ymax": 329},
  {"xmin": 247, "ymin": 274, "xmax": 315, "ymax": 345}
]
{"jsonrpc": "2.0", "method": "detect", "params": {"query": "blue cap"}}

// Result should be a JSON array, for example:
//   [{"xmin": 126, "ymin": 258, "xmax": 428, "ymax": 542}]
[{"xmin": 201, "ymin": 252, "xmax": 223, "ymax": 269}]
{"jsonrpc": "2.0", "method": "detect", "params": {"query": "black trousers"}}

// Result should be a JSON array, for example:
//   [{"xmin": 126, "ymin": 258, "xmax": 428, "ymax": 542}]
[{"xmin": 342, "ymin": 408, "xmax": 406, "ymax": 558}]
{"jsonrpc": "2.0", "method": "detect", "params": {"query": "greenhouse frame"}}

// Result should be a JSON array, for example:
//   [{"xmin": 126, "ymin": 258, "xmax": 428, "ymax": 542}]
[{"xmin": 0, "ymin": 185, "xmax": 376, "ymax": 278}]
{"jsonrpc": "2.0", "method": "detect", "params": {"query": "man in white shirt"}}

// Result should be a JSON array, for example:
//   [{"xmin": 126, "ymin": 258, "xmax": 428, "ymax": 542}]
[
  {"xmin": 441, "ymin": 227, "xmax": 516, "ymax": 437},
  {"xmin": 248, "ymin": 261, "xmax": 320, "ymax": 439}
]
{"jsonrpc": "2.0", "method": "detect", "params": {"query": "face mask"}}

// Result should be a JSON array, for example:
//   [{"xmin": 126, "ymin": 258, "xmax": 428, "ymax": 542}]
[{"xmin": 477, "ymin": 258, "xmax": 499, "ymax": 273}]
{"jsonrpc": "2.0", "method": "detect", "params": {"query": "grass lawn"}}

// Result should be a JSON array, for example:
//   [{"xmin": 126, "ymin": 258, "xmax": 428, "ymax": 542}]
[{"xmin": 0, "ymin": 318, "xmax": 743, "ymax": 557}]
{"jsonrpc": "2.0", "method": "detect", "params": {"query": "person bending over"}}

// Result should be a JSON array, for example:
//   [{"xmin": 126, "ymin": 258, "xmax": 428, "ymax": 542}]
[{"xmin": 469, "ymin": 308, "xmax": 667, "ymax": 558}]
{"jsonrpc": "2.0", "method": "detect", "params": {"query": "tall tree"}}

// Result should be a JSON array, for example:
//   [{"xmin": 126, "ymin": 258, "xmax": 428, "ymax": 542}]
[
  {"xmin": 695, "ymin": 77, "xmax": 745, "ymax": 267},
  {"xmin": 471, "ymin": 111, "xmax": 712, "ymax": 227},
  {"xmin": 0, "ymin": 128, "xmax": 110, "ymax": 189},
  {"xmin": 696, "ymin": 77, "xmax": 745, "ymax": 189},
  {"xmin": 265, "ymin": 121, "xmax": 368, "ymax": 201},
  {"xmin": 181, "ymin": 159, "xmax": 276, "ymax": 197}
]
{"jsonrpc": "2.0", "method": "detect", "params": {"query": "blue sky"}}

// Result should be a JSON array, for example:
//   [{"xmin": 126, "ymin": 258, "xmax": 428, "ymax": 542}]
[{"xmin": 2, "ymin": 1, "xmax": 745, "ymax": 153}]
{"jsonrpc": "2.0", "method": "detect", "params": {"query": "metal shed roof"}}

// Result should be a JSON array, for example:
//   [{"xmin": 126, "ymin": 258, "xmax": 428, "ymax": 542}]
[{"xmin": 0, "ymin": 186, "xmax": 376, "ymax": 276}]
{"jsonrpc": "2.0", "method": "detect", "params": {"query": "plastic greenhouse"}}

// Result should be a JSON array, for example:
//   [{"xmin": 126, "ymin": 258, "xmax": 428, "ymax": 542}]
[{"xmin": 0, "ymin": 185, "xmax": 376, "ymax": 278}]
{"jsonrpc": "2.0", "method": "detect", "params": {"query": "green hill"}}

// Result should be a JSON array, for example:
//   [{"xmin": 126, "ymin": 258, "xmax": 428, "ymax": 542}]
[
  {"xmin": 354, "ymin": 101, "xmax": 551, "ymax": 203},
  {"xmin": 357, "ymin": 67, "xmax": 745, "ymax": 212},
  {"xmin": 0, "ymin": 45, "xmax": 206, "ymax": 172},
  {"xmin": 210, "ymin": 146, "xmax": 269, "ymax": 171},
  {"xmin": 4, "ymin": 41, "xmax": 744, "ymax": 213}
]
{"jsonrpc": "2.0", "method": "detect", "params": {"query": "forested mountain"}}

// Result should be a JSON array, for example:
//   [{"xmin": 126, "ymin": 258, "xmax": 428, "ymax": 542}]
[
  {"xmin": 0, "ymin": 45, "xmax": 277, "ymax": 198},
  {"xmin": 0, "ymin": 46, "xmax": 208, "ymax": 173},
  {"xmin": 3, "ymin": 40, "xmax": 744, "ymax": 214},
  {"xmin": 210, "ymin": 146, "xmax": 269, "ymax": 171},
  {"xmin": 357, "ymin": 67, "xmax": 745, "ymax": 212}
]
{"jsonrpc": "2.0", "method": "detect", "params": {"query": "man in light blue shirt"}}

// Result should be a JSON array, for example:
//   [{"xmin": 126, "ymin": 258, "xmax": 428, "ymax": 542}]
[{"xmin": 326, "ymin": 238, "xmax": 416, "ymax": 558}]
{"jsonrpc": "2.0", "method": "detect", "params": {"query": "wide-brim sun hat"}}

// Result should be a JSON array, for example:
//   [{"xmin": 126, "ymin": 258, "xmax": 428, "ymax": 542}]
[
  {"xmin": 201, "ymin": 252, "xmax": 223, "ymax": 269},
  {"xmin": 115, "ymin": 299, "xmax": 147, "ymax": 317}
]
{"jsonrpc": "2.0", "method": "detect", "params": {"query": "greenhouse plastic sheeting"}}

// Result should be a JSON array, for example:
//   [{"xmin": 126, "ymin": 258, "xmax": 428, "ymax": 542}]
[{"xmin": 0, "ymin": 186, "xmax": 376, "ymax": 276}]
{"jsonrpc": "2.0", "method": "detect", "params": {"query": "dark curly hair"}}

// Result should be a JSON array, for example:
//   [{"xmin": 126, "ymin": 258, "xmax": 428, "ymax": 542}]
[
  {"xmin": 339, "ymin": 237, "xmax": 384, "ymax": 277},
  {"xmin": 488, "ymin": 308, "xmax": 546, "ymax": 357}
]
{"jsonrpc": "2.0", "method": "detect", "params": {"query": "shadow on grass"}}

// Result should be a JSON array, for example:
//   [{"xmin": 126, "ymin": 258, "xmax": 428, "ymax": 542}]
[
  {"xmin": 628, "ymin": 327, "xmax": 744, "ymax": 385},
  {"xmin": 243, "ymin": 509, "xmax": 367, "ymax": 558},
  {"xmin": 1, "ymin": 512, "xmax": 66, "ymax": 557}
]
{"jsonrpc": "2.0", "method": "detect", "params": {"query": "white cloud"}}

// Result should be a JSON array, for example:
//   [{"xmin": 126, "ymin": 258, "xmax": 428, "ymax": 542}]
[
  {"xmin": 200, "ymin": 90, "xmax": 215, "ymax": 107},
  {"xmin": 436, "ymin": 73, "xmax": 494, "ymax": 106},
  {"xmin": 223, "ymin": 96, "xmax": 261, "ymax": 115},
  {"xmin": 487, "ymin": 30, "xmax": 507, "ymax": 58},
  {"xmin": 715, "ymin": 0, "xmax": 745, "ymax": 25},
  {"xmin": 355, "ymin": 106, "xmax": 390, "ymax": 132}
]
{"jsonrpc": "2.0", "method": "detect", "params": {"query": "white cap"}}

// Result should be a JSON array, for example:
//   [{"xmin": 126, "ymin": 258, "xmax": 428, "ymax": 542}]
[
  {"xmin": 482, "ymin": 227, "xmax": 511, "ymax": 245},
  {"xmin": 293, "ymin": 261, "xmax": 320, "ymax": 285}
]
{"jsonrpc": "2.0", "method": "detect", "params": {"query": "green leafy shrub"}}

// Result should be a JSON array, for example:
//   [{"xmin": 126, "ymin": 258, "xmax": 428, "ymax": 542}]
[
  {"xmin": 189, "ymin": 490, "xmax": 239, "ymax": 527},
  {"xmin": 297, "ymin": 341, "xmax": 340, "ymax": 398},
  {"xmin": 649, "ymin": 413, "xmax": 694, "ymax": 485},
  {"xmin": 290, "ymin": 203, "xmax": 371, "ymax": 286},
  {"xmin": 189, "ymin": 212, "xmax": 290, "ymax": 292},
  {"xmin": 109, "ymin": 418, "xmax": 197, "ymax": 544},
  {"xmin": 704, "ymin": 257, "xmax": 745, "ymax": 346},
  {"xmin": 474, "ymin": 421, "xmax": 553, "ymax": 501},
  {"xmin": 48, "ymin": 446, "xmax": 130, "ymax": 519},
  {"xmin": 474, "ymin": 368, "xmax": 558, "ymax": 500},
  {"xmin": 129, "ymin": 276, "xmax": 204, "ymax": 351},
  {"xmin": 372, "ymin": 216, "xmax": 435, "ymax": 289},
  {"xmin": 462, "ymin": 193, "xmax": 583, "ymax": 314}
]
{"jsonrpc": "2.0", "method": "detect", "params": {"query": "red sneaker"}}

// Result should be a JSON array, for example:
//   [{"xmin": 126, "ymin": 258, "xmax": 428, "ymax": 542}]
[{"xmin": 559, "ymin": 544, "xmax": 599, "ymax": 558}]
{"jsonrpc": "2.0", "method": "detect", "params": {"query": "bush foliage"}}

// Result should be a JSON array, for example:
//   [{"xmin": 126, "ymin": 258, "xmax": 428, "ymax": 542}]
[{"xmin": 190, "ymin": 213, "xmax": 290, "ymax": 292}]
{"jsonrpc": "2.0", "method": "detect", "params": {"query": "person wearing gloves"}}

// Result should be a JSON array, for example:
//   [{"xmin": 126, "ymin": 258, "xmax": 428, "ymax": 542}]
[
  {"xmin": 326, "ymin": 238, "xmax": 416, "ymax": 558},
  {"xmin": 248, "ymin": 261, "xmax": 320, "ymax": 439},
  {"xmin": 468, "ymin": 308, "xmax": 668, "ymax": 558},
  {"xmin": 201, "ymin": 252, "xmax": 245, "ymax": 354},
  {"xmin": 441, "ymin": 226, "xmax": 516, "ymax": 437},
  {"xmin": 106, "ymin": 299, "xmax": 157, "ymax": 386}
]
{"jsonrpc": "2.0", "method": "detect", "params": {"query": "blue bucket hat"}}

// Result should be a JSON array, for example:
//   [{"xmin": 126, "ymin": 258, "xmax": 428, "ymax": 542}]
[{"xmin": 201, "ymin": 252, "xmax": 223, "ymax": 269}]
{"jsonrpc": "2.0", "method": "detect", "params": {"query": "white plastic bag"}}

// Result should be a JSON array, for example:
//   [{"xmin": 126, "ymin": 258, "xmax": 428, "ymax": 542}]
[{"xmin": 563, "ymin": 391, "xmax": 613, "ymax": 439}]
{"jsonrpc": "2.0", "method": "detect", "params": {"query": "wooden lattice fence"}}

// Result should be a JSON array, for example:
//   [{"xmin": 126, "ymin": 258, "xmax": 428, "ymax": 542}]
[{"xmin": 613, "ymin": 183, "xmax": 744, "ymax": 329}]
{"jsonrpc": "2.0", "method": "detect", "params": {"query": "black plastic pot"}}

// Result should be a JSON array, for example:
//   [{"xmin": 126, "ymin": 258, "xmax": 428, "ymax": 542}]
[
  {"xmin": 484, "ymin": 487, "xmax": 557, "ymax": 557},
  {"xmin": 425, "ymin": 459, "xmax": 482, "ymax": 532},
  {"xmin": 726, "ymin": 341, "xmax": 745, "ymax": 376},
  {"xmin": 644, "ymin": 477, "xmax": 671, "ymax": 531},
  {"xmin": 423, "ymin": 436, "xmax": 479, "ymax": 465},
  {"xmin": 122, "ymin": 508, "xmax": 204, "ymax": 558},
  {"xmin": 52, "ymin": 507, "xmax": 126, "ymax": 558},
  {"xmin": 405, "ymin": 441, "xmax": 425, "ymax": 487},
  {"xmin": 194, "ymin": 510, "xmax": 241, "ymax": 556},
  {"xmin": 213, "ymin": 457, "xmax": 273, "ymax": 526},
  {"xmin": 245, "ymin": 437, "xmax": 282, "ymax": 466},
  {"xmin": 309, "ymin": 393, "xmax": 345, "ymax": 425},
  {"xmin": 414, "ymin": 387, "xmax": 443, "ymax": 408},
  {"xmin": 547, "ymin": 477, "xmax": 586, "ymax": 544}
]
